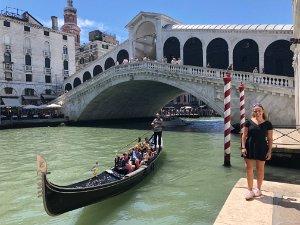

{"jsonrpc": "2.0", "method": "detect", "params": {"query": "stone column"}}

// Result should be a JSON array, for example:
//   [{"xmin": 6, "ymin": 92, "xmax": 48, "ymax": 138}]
[
  {"xmin": 292, "ymin": 0, "xmax": 300, "ymax": 126},
  {"xmin": 155, "ymin": 18, "xmax": 163, "ymax": 61}
]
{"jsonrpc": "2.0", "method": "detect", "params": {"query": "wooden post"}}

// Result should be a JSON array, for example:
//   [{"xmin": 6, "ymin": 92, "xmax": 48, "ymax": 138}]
[
  {"xmin": 223, "ymin": 72, "xmax": 231, "ymax": 167},
  {"xmin": 239, "ymin": 82, "xmax": 245, "ymax": 134}
]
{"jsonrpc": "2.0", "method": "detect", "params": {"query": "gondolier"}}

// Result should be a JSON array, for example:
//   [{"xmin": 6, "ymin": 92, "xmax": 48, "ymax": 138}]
[{"xmin": 151, "ymin": 113, "xmax": 163, "ymax": 151}]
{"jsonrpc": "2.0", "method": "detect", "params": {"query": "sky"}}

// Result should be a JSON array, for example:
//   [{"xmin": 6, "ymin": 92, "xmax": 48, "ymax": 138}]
[{"xmin": 0, "ymin": 0, "xmax": 294, "ymax": 44}]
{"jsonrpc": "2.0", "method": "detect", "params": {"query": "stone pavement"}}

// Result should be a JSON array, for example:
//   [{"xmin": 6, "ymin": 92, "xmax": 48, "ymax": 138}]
[{"xmin": 214, "ymin": 178, "xmax": 300, "ymax": 225}]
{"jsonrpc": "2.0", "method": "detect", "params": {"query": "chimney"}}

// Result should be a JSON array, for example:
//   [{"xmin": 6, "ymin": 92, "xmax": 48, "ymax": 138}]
[{"xmin": 51, "ymin": 16, "xmax": 58, "ymax": 31}]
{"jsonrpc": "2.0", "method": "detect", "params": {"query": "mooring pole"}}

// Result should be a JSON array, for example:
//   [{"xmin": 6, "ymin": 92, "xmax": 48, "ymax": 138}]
[
  {"xmin": 239, "ymin": 82, "xmax": 245, "ymax": 134},
  {"xmin": 223, "ymin": 72, "xmax": 231, "ymax": 167}
]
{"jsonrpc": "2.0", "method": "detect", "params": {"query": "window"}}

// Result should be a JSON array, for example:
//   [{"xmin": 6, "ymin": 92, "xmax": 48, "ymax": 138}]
[
  {"xmin": 89, "ymin": 55, "xmax": 94, "ymax": 62},
  {"xmin": 26, "ymin": 74, "xmax": 32, "ymax": 82},
  {"xmin": 24, "ymin": 88, "xmax": 34, "ymax": 96},
  {"xmin": 25, "ymin": 55, "xmax": 31, "ymax": 65},
  {"xmin": 63, "ymin": 60, "xmax": 69, "ymax": 70},
  {"xmin": 79, "ymin": 47, "xmax": 84, "ymax": 52},
  {"xmin": 24, "ymin": 26, "xmax": 30, "ymax": 32},
  {"xmin": 3, "ymin": 21, "xmax": 10, "ymax": 27},
  {"xmin": 79, "ymin": 58, "xmax": 84, "ymax": 64},
  {"xmin": 45, "ymin": 89, "xmax": 52, "ymax": 95},
  {"xmin": 5, "ymin": 72, "xmax": 12, "ymax": 81},
  {"xmin": 45, "ymin": 75, "xmax": 51, "ymax": 83},
  {"xmin": 63, "ymin": 35, "xmax": 67, "ymax": 40},
  {"xmin": 63, "ymin": 46, "xmax": 68, "ymax": 54},
  {"xmin": 4, "ymin": 52, "xmax": 11, "ymax": 62},
  {"xmin": 102, "ymin": 44, "xmax": 109, "ymax": 49},
  {"xmin": 45, "ymin": 58, "xmax": 50, "ymax": 68},
  {"xmin": 4, "ymin": 87, "xmax": 13, "ymax": 94},
  {"xmin": 44, "ymin": 31, "xmax": 49, "ymax": 36}
]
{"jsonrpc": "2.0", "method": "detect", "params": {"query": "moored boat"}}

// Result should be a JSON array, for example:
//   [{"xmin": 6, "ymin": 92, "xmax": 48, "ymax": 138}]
[{"xmin": 37, "ymin": 144, "xmax": 162, "ymax": 216}]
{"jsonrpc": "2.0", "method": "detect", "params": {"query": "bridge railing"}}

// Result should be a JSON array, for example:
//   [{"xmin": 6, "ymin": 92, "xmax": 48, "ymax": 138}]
[
  {"xmin": 58, "ymin": 61, "xmax": 294, "ymax": 104},
  {"xmin": 114, "ymin": 62, "xmax": 294, "ymax": 89}
]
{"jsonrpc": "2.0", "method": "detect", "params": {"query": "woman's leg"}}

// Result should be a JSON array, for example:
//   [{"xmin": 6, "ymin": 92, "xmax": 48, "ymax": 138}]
[
  {"xmin": 256, "ymin": 160, "xmax": 265, "ymax": 190},
  {"xmin": 245, "ymin": 159, "xmax": 255, "ymax": 190}
]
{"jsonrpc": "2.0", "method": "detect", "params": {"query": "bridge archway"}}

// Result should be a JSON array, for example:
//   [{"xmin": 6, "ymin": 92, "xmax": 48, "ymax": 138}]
[
  {"xmin": 183, "ymin": 37, "xmax": 203, "ymax": 67},
  {"xmin": 207, "ymin": 38, "xmax": 229, "ymax": 69},
  {"xmin": 83, "ymin": 71, "xmax": 92, "ymax": 82},
  {"xmin": 134, "ymin": 21, "xmax": 156, "ymax": 60},
  {"xmin": 73, "ymin": 77, "xmax": 82, "ymax": 88},
  {"xmin": 65, "ymin": 83, "xmax": 72, "ymax": 91},
  {"xmin": 264, "ymin": 40, "xmax": 293, "ymax": 76},
  {"xmin": 104, "ymin": 57, "xmax": 115, "ymax": 70},
  {"xmin": 117, "ymin": 49, "xmax": 129, "ymax": 64},
  {"xmin": 163, "ymin": 37, "xmax": 180, "ymax": 63},
  {"xmin": 93, "ymin": 65, "xmax": 103, "ymax": 77},
  {"xmin": 233, "ymin": 39, "xmax": 259, "ymax": 72}
]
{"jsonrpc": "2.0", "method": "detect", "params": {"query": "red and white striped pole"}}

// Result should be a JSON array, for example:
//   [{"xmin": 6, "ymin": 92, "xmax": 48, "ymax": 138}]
[
  {"xmin": 239, "ymin": 83, "xmax": 245, "ymax": 134},
  {"xmin": 223, "ymin": 72, "xmax": 231, "ymax": 167}
]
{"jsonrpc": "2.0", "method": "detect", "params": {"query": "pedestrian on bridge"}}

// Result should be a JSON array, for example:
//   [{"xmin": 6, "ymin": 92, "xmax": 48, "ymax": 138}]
[
  {"xmin": 151, "ymin": 113, "xmax": 163, "ymax": 152},
  {"xmin": 241, "ymin": 103, "xmax": 273, "ymax": 200}
]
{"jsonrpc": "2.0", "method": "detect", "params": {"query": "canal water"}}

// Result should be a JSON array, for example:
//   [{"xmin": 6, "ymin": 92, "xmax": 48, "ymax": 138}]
[{"xmin": 0, "ymin": 118, "xmax": 299, "ymax": 225}]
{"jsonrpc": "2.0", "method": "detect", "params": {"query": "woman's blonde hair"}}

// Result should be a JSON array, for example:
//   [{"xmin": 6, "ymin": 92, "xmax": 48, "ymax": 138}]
[{"xmin": 251, "ymin": 103, "xmax": 267, "ymax": 120}]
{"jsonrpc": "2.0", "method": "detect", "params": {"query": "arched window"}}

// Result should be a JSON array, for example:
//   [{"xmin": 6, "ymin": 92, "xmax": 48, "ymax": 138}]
[{"xmin": 25, "ymin": 55, "xmax": 31, "ymax": 65}]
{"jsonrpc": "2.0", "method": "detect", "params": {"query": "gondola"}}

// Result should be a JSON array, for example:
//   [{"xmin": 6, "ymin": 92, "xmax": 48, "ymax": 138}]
[{"xmin": 36, "ymin": 144, "xmax": 162, "ymax": 216}]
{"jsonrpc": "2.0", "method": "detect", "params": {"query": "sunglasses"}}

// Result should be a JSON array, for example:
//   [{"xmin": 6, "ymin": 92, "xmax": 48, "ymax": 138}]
[{"xmin": 252, "ymin": 103, "xmax": 264, "ymax": 109}]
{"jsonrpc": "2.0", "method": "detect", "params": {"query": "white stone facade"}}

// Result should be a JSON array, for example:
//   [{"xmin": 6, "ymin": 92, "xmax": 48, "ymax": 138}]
[{"xmin": 0, "ymin": 13, "xmax": 75, "ymax": 105}]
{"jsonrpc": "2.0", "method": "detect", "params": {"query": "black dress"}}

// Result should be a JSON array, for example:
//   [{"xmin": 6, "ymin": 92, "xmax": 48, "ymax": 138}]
[{"xmin": 243, "ymin": 119, "xmax": 273, "ymax": 161}]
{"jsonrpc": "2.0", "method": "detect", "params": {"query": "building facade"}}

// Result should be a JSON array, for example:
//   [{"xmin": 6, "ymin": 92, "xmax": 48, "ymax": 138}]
[
  {"xmin": 75, "ymin": 39, "xmax": 117, "ymax": 71},
  {"xmin": 0, "ymin": 9, "xmax": 76, "ymax": 106}
]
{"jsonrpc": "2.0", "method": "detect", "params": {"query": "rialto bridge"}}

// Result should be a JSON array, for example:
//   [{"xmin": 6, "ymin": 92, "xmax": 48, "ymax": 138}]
[{"xmin": 56, "ymin": 12, "xmax": 298, "ymax": 126}]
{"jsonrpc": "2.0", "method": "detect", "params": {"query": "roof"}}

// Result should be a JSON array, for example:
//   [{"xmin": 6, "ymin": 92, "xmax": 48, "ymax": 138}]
[
  {"xmin": 125, "ymin": 11, "xmax": 181, "ymax": 29},
  {"xmin": 163, "ymin": 24, "xmax": 294, "ymax": 31}
]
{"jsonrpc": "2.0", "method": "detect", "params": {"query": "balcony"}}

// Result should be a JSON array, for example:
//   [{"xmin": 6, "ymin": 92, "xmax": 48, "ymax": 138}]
[
  {"xmin": 62, "ymin": 53, "xmax": 69, "ymax": 61},
  {"xmin": 43, "ymin": 51, "xmax": 51, "ymax": 58},
  {"xmin": 24, "ymin": 65, "xmax": 32, "ymax": 73},
  {"xmin": 44, "ymin": 67, "xmax": 51, "ymax": 75},
  {"xmin": 24, "ymin": 48, "xmax": 32, "ymax": 55},
  {"xmin": 63, "ymin": 70, "xmax": 69, "ymax": 77}
]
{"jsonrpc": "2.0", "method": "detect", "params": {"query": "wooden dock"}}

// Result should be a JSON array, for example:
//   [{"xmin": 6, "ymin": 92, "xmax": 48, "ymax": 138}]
[{"xmin": 214, "ymin": 178, "xmax": 300, "ymax": 225}]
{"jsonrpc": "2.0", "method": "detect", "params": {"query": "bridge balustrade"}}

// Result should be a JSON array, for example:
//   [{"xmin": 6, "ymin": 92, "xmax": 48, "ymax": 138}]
[{"xmin": 62, "ymin": 61, "xmax": 294, "ymax": 103}]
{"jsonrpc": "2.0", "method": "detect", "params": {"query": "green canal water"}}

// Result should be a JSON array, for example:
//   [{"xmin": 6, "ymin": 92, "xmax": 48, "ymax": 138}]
[{"xmin": 0, "ymin": 118, "xmax": 299, "ymax": 225}]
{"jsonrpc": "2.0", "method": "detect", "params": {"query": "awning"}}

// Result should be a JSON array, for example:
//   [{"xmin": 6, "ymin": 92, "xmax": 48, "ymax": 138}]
[
  {"xmin": 1, "ymin": 98, "xmax": 22, "ymax": 107},
  {"xmin": 41, "ymin": 94, "xmax": 57, "ymax": 100},
  {"xmin": 22, "ymin": 95, "xmax": 40, "ymax": 100}
]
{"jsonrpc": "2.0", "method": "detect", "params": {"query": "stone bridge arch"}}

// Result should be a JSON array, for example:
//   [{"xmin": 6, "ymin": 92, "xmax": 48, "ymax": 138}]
[{"xmin": 57, "ymin": 62, "xmax": 295, "ymax": 126}]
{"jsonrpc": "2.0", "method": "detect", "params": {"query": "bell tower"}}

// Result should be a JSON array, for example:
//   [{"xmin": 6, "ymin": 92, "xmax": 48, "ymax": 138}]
[{"xmin": 61, "ymin": 0, "xmax": 81, "ymax": 46}]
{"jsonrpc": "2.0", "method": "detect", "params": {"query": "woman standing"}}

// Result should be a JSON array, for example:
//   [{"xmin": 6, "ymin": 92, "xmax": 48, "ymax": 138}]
[{"xmin": 241, "ymin": 103, "xmax": 273, "ymax": 200}]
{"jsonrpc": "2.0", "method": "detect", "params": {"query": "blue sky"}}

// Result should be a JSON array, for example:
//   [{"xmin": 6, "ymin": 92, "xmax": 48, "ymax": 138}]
[{"xmin": 0, "ymin": 0, "xmax": 293, "ymax": 44}]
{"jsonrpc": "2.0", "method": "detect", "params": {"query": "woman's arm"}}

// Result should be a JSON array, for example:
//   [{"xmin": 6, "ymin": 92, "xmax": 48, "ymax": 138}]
[
  {"xmin": 266, "ymin": 129, "xmax": 273, "ymax": 160},
  {"xmin": 241, "ymin": 127, "xmax": 248, "ymax": 156}
]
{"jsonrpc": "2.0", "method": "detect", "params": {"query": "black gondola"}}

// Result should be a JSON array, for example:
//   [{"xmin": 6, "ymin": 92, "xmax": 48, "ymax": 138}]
[{"xmin": 36, "ymin": 147, "xmax": 162, "ymax": 216}]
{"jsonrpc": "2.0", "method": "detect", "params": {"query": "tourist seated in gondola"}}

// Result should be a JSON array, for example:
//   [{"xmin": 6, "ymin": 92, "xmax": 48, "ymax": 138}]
[
  {"xmin": 114, "ymin": 152, "xmax": 135, "ymax": 174},
  {"xmin": 132, "ymin": 146, "xmax": 143, "ymax": 169}
]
